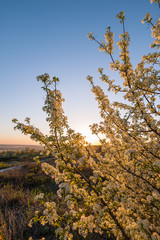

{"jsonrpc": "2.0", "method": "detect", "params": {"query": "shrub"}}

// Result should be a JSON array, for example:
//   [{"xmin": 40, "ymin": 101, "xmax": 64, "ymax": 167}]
[{"xmin": 12, "ymin": 1, "xmax": 160, "ymax": 239}]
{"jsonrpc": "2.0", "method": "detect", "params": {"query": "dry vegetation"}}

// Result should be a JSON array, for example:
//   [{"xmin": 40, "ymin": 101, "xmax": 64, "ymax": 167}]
[{"xmin": 0, "ymin": 150, "xmax": 58, "ymax": 240}]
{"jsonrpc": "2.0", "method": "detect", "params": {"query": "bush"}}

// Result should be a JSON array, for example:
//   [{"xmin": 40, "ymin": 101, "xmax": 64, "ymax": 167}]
[{"xmin": 12, "ymin": 1, "xmax": 160, "ymax": 239}]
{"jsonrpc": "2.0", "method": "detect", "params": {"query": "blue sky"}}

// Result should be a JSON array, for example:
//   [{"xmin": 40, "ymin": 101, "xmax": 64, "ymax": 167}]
[{"xmin": 0, "ymin": 0, "xmax": 159, "ymax": 144}]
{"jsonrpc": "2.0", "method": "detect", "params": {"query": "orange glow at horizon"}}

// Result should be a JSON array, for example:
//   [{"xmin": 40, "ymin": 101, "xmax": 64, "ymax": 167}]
[{"xmin": 0, "ymin": 137, "xmax": 38, "ymax": 145}]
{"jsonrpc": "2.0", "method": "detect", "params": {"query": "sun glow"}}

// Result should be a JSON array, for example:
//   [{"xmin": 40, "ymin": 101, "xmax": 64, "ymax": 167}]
[{"xmin": 80, "ymin": 128, "xmax": 99, "ymax": 145}]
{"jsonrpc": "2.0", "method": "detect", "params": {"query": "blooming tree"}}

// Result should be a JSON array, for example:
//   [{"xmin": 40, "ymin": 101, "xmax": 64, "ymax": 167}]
[{"xmin": 12, "ymin": 1, "xmax": 160, "ymax": 239}]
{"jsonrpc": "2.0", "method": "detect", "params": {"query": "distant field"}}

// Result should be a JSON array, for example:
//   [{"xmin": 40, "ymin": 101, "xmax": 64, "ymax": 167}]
[{"xmin": 0, "ymin": 144, "xmax": 44, "ymax": 151}]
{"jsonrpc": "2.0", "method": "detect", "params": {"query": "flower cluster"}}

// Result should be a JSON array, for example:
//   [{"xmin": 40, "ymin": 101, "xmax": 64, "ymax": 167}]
[{"xmin": 104, "ymin": 27, "xmax": 114, "ymax": 54}]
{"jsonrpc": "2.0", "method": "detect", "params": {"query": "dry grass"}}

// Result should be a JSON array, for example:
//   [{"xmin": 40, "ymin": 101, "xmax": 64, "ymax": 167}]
[{"xmin": 0, "ymin": 162, "xmax": 57, "ymax": 240}]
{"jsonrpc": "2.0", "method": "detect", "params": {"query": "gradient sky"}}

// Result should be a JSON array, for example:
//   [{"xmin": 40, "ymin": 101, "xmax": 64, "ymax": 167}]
[{"xmin": 0, "ymin": 0, "xmax": 159, "ymax": 145}]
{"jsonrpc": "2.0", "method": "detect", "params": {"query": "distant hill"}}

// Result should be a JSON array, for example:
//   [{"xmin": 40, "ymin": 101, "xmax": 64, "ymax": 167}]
[{"xmin": 0, "ymin": 144, "xmax": 44, "ymax": 151}]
